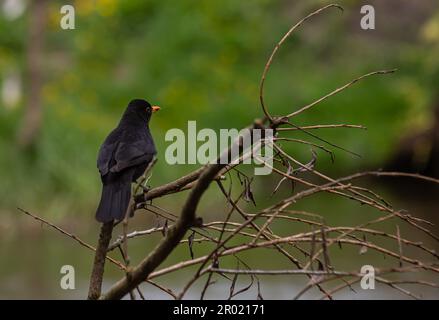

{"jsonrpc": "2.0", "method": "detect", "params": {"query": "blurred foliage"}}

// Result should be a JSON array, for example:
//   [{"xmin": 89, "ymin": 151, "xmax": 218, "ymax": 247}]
[{"xmin": 0, "ymin": 0, "xmax": 438, "ymax": 223}]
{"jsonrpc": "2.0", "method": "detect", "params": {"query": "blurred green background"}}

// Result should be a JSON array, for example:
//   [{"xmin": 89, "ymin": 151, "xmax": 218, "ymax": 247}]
[{"xmin": 1, "ymin": 0, "xmax": 438, "ymax": 299}]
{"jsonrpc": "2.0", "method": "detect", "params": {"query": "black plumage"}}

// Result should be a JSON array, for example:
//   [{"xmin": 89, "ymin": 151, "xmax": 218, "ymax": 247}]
[{"xmin": 95, "ymin": 99, "xmax": 159, "ymax": 223}]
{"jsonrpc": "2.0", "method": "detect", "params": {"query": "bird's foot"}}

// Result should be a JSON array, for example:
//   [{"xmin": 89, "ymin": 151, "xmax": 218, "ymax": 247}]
[{"xmin": 140, "ymin": 184, "xmax": 151, "ymax": 193}]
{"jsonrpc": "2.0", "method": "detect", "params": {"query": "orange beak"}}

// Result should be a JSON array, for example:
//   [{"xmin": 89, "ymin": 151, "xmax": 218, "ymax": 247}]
[{"xmin": 151, "ymin": 105, "xmax": 160, "ymax": 112}]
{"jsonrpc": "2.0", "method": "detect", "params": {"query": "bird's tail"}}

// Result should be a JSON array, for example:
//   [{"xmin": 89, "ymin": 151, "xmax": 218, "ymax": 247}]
[{"xmin": 95, "ymin": 181, "xmax": 132, "ymax": 223}]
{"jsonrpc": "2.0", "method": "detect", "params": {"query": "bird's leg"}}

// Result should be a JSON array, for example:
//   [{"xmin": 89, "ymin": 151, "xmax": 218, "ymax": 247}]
[
  {"xmin": 135, "ymin": 173, "xmax": 152, "ymax": 195},
  {"xmin": 142, "ymin": 173, "xmax": 153, "ymax": 191},
  {"xmin": 139, "ymin": 184, "xmax": 150, "ymax": 193},
  {"xmin": 138, "ymin": 183, "xmax": 153, "ymax": 205},
  {"xmin": 133, "ymin": 157, "xmax": 157, "ymax": 203}
]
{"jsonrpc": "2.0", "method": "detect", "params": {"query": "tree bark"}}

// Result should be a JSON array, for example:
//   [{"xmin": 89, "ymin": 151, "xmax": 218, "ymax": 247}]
[{"xmin": 88, "ymin": 222, "xmax": 114, "ymax": 300}]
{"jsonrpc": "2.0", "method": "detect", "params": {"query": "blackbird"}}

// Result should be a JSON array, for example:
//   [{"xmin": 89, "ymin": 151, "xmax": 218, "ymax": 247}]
[{"xmin": 95, "ymin": 99, "xmax": 159, "ymax": 223}]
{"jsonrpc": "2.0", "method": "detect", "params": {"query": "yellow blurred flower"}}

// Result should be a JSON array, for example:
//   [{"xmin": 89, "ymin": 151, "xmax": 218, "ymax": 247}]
[
  {"xmin": 421, "ymin": 15, "xmax": 439, "ymax": 42},
  {"xmin": 96, "ymin": 0, "xmax": 117, "ymax": 17},
  {"xmin": 75, "ymin": 0, "xmax": 95, "ymax": 16},
  {"xmin": 42, "ymin": 83, "xmax": 59, "ymax": 105},
  {"xmin": 47, "ymin": 4, "xmax": 61, "ymax": 29}
]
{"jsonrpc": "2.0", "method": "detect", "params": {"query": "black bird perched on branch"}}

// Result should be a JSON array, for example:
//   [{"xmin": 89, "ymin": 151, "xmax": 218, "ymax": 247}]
[{"xmin": 95, "ymin": 99, "xmax": 159, "ymax": 223}]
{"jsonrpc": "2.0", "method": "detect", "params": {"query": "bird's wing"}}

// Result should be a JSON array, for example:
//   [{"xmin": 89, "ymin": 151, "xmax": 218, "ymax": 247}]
[
  {"xmin": 110, "ymin": 139, "xmax": 155, "ymax": 173},
  {"xmin": 97, "ymin": 141, "xmax": 118, "ymax": 176}
]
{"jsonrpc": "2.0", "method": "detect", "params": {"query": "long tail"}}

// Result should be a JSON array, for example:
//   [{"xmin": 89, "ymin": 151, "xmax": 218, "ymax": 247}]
[{"xmin": 95, "ymin": 181, "xmax": 131, "ymax": 223}]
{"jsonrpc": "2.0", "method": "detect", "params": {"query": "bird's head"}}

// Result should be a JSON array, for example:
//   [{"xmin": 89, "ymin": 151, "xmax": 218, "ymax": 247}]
[{"xmin": 124, "ymin": 99, "xmax": 160, "ymax": 123}]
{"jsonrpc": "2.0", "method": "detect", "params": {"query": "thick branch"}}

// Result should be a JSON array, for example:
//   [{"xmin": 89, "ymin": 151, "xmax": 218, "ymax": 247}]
[{"xmin": 88, "ymin": 221, "xmax": 114, "ymax": 299}]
